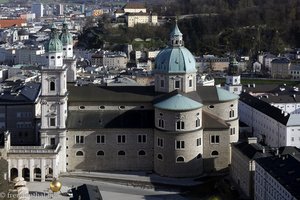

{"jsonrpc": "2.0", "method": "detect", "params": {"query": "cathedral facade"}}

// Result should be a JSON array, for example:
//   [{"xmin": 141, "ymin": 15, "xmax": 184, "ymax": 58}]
[{"xmin": 1, "ymin": 22, "xmax": 239, "ymax": 181}]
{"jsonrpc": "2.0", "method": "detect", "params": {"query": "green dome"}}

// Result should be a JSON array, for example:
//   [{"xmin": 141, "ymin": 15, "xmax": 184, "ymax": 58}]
[
  {"xmin": 60, "ymin": 21, "xmax": 73, "ymax": 45},
  {"xmin": 155, "ymin": 23, "xmax": 196, "ymax": 73},
  {"xmin": 154, "ymin": 94, "xmax": 203, "ymax": 111},
  {"xmin": 45, "ymin": 23, "xmax": 63, "ymax": 53}
]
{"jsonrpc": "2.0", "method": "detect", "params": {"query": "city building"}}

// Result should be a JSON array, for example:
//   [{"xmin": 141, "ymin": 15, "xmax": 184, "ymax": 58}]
[
  {"xmin": 31, "ymin": 3, "xmax": 44, "ymax": 18},
  {"xmin": 0, "ymin": 23, "xmax": 239, "ymax": 181},
  {"xmin": 239, "ymin": 92, "xmax": 300, "ymax": 148},
  {"xmin": 114, "ymin": 2, "xmax": 158, "ymax": 27},
  {"xmin": 231, "ymin": 137, "xmax": 271, "ymax": 199},
  {"xmin": 270, "ymin": 57, "xmax": 291, "ymax": 78},
  {"xmin": 255, "ymin": 155, "xmax": 300, "ymax": 200}
]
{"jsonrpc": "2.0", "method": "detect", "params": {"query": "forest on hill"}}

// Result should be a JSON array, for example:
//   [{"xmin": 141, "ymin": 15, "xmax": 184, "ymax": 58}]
[{"xmin": 78, "ymin": 0, "xmax": 300, "ymax": 57}]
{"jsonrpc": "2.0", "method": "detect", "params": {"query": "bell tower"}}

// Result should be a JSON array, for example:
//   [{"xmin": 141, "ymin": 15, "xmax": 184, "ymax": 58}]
[
  {"xmin": 60, "ymin": 20, "xmax": 77, "ymax": 83},
  {"xmin": 40, "ymin": 23, "xmax": 68, "ymax": 172},
  {"xmin": 225, "ymin": 57, "xmax": 242, "ymax": 95}
]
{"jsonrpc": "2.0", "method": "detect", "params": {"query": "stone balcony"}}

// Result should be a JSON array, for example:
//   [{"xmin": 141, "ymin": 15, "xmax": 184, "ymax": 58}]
[{"xmin": 8, "ymin": 143, "xmax": 61, "ymax": 154}]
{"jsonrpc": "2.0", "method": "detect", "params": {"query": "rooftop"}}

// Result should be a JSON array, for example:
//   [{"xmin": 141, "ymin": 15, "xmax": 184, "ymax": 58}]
[{"xmin": 256, "ymin": 155, "xmax": 300, "ymax": 199}]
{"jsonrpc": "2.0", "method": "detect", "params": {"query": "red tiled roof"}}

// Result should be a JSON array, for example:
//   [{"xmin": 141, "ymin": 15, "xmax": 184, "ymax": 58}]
[
  {"xmin": 0, "ymin": 19, "xmax": 26, "ymax": 28},
  {"xmin": 123, "ymin": 2, "xmax": 145, "ymax": 9}
]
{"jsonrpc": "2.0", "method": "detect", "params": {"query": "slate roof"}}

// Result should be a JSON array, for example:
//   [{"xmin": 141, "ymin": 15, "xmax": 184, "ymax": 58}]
[
  {"xmin": 68, "ymin": 85, "xmax": 156, "ymax": 103},
  {"xmin": 239, "ymin": 92, "xmax": 290, "ymax": 125},
  {"xmin": 234, "ymin": 142, "xmax": 271, "ymax": 160},
  {"xmin": 196, "ymin": 86, "xmax": 239, "ymax": 103},
  {"xmin": 68, "ymin": 85, "xmax": 238, "ymax": 105},
  {"xmin": 72, "ymin": 184, "xmax": 103, "ymax": 200},
  {"xmin": 244, "ymin": 84, "xmax": 300, "ymax": 103},
  {"xmin": 0, "ymin": 82, "xmax": 40, "ymax": 104},
  {"xmin": 67, "ymin": 110, "xmax": 154, "ymax": 129},
  {"xmin": 256, "ymin": 155, "xmax": 300, "ymax": 200},
  {"xmin": 202, "ymin": 111, "xmax": 229, "ymax": 129}
]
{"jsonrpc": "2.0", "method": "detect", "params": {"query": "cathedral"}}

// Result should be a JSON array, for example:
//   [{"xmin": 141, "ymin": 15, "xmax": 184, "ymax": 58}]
[{"xmin": 0, "ymin": 22, "xmax": 239, "ymax": 181}]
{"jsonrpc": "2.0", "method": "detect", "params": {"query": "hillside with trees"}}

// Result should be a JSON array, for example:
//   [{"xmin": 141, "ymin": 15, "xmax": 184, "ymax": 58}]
[{"xmin": 77, "ymin": 0, "xmax": 300, "ymax": 58}]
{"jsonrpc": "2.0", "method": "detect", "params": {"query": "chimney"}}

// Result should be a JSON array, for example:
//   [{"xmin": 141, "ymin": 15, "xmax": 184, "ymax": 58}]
[{"xmin": 248, "ymin": 137, "xmax": 257, "ymax": 144}]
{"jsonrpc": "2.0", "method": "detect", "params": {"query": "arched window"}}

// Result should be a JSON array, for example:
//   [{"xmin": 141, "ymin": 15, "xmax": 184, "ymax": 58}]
[
  {"xmin": 157, "ymin": 154, "xmax": 163, "ymax": 160},
  {"xmin": 118, "ymin": 150, "xmax": 125, "ymax": 156},
  {"xmin": 97, "ymin": 150, "xmax": 104, "ymax": 156},
  {"xmin": 197, "ymin": 153, "xmax": 202, "ymax": 159},
  {"xmin": 211, "ymin": 151, "xmax": 219, "ymax": 157},
  {"xmin": 196, "ymin": 118, "xmax": 200, "ymax": 127},
  {"xmin": 138, "ymin": 150, "xmax": 146, "ymax": 156},
  {"xmin": 50, "ymin": 56, "xmax": 55, "ymax": 59},
  {"xmin": 76, "ymin": 151, "xmax": 83, "ymax": 156},
  {"xmin": 176, "ymin": 156, "xmax": 184, "ymax": 163},
  {"xmin": 50, "ymin": 81, "xmax": 55, "ymax": 91}
]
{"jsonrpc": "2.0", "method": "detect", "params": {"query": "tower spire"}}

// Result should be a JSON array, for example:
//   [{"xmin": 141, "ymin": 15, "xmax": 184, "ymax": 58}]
[{"xmin": 170, "ymin": 20, "xmax": 183, "ymax": 47}]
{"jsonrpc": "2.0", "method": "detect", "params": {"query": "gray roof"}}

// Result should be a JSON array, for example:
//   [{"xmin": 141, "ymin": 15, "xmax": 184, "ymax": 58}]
[
  {"xmin": 0, "ymin": 82, "xmax": 40, "ymax": 104},
  {"xmin": 68, "ymin": 85, "xmax": 156, "ymax": 103},
  {"xmin": 202, "ymin": 111, "xmax": 229, "ymax": 129},
  {"xmin": 287, "ymin": 114, "xmax": 300, "ymax": 126},
  {"xmin": 271, "ymin": 57, "xmax": 290, "ymax": 64},
  {"xmin": 256, "ymin": 155, "xmax": 300, "ymax": 199},
  {"xmin": 239, "ymin": 92, "xmax": 290, "ymax": 125},
  {"xmin": 243, "ymin": 84, "xmax": 300, "ymax": 103},
  {"xmin": 154, "ymin": 93, "xmax": 203, "ymax": 111},
  {"xmin": 67, "ymin": 110, "xmax": 154, "ymax": 129},
  {"xmin": 68, "ymin": 84, "xmax": 238, "ymax": 105},
  {"xmin": 234, "ymin": 142, "xmax": 271, "ymax": 160}
]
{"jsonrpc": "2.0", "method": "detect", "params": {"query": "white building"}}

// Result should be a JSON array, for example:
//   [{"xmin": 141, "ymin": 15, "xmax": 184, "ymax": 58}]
[
  {"xmin": 255, "ymin": 155, "xmax": 300, "ymax": 200},
  {"xmin": 31, "ymin": 3, "xmax": 44, "ymax": 18},
  {"xmin": 239, "ymin": 92, "xmax": 300, "ymax": 148}
]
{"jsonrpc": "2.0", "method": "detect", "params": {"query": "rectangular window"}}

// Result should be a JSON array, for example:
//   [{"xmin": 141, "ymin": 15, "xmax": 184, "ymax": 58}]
[
  {"xmin": 158, "ymin": 119, "xmax": 165, "ymax": 128},
  {"xmin": 157, "ymin": 137, "xmax": 164, "ymax": 148},
  {"xmin": 291, "ymin": 137, "xmax": 294, "ymax": 142},
  {"xmin": 138, "ymin": 134, "xmax": 147, "ymax": 143},
  {"xmin": 75, "ymin": 135, "xmax": 84, "ymax": 144},
  {"xmin": 230, "ymin": 128, "xmax": 235, "ymax": 135},
  {"xmin": 176, "ymin": 140, "xmax": 185, "ymax": 149},
  {"xmin": 160, "ymin": 80, "xmax": 164, "ymax": 87},
  {"xmin": 229, "ymin": 110, "xmax": 235, "ymax": 118},
  {"xmin": 211, "ymin": 135, "xmax": 220, "ymax": 144},
  {"xmin": 175, "ymin": 80, "xmax": 180, "ymax": 89},
  {"xmin": 96, "ymin": 135, "xmax": 105, "ymax": 144},
  {"xmin": 189, "ymin": 79, "xmax": 192, "ymax": 87},
  {"xmin": 196, "ymin": 118, "xmax": 200, "ymax": 127},
  {"xmin": 50, "ymin": 118, "xmax": 56, "ymax": 127},
  {"xmin": 197, "ymin": 138, "xmax": 201, "ymax": 146},
  {"xmin": 176, "ymin": 121, "xmax": 185, "ymax": 130},
  {"xmin": 117, "ymin": 135, "xmax": 126, "ymax": 143}
]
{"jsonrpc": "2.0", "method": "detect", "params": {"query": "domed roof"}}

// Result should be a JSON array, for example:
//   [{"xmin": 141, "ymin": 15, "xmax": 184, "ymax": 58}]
[
  {"xmin": 155, "ymin": 23, "xmax": 196, "ymax": 74},
  {"xmin": 154, "ymin": 94, "xmax": 203, "ymax": 111},
  {"xmin": 60, "ymin": 21, "xmax": 73, "ymax": 45},
  {"xmin": 155, "ymin": 46, "xmax": 196, "ymax": 73},
  {"xmin": 45, "ymin": 23, "xmax": 63, "ymax": 53}
]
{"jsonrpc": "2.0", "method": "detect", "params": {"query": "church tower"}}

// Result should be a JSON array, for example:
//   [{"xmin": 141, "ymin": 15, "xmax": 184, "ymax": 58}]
[
  {"xmin": 60, "ymin": 20, "xmax": 77, "ymax": 82},
  {"xmin": 40, "ymin": 23, "xmax": 68, "ymax": 172},
  {"xmin": 154, "ymin": 22, "xmax": 197, "ymax": 93},
  {"xmin": 225, "ymin": 57, "xmax": 242, "ymax": 95}
]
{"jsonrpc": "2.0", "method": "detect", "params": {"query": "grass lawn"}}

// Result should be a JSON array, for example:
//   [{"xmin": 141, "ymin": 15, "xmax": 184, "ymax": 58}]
[{"xmin": 0, "ymin": 0, "xmax": 9, "ymax": 4}]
